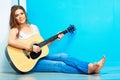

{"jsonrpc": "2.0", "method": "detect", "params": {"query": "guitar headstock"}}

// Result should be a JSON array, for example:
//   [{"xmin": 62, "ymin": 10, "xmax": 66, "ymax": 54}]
[{"xmin": 67, "ymin": 24, "xmax": 76, "ymax": 33}]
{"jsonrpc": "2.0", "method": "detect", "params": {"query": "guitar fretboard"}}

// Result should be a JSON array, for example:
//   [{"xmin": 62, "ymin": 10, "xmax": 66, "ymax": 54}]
[{"xmin": 38, "ymin": 30, "xmax": 68, "ymax": 47}]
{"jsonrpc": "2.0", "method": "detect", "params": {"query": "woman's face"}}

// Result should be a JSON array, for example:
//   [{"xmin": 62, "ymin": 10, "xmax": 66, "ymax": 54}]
[{"xmin": 15, "ymin": 9, "xmax": 26, "ymax": 25}]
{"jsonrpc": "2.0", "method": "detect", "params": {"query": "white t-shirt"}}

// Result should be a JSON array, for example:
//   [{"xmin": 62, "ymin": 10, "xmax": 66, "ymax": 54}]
[{"xmin": 19, "ymin": 24, "xmax": 40, "ymax": 39}]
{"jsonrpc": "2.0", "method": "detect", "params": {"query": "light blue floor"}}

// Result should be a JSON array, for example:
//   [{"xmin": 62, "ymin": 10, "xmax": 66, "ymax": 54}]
[{"xmin": 0, "ymin": 66, "xmax": 120, "ymax": 80}]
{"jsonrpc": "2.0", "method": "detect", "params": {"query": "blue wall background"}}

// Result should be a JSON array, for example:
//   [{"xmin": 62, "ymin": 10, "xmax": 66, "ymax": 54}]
[{"xmin": 27, "ymin": 0, "xmax": 120, "ymax": 66}]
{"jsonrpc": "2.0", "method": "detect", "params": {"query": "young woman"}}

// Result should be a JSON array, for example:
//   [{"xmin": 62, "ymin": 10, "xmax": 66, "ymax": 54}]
[{"xmin": 8, "ymin": 5, "xmax": 105, "ymax": 74}]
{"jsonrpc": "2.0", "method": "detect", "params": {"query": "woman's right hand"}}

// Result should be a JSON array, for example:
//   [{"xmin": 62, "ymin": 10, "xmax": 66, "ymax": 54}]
[{"xmin": 32, "ymin": 45, "xmax": 41, "ymax": 53}]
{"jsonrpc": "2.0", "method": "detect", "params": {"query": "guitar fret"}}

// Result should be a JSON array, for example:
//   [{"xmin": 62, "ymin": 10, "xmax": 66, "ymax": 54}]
[{"xmin": 39, "ymin": 35, "xmax": 58, "ymax": 47}]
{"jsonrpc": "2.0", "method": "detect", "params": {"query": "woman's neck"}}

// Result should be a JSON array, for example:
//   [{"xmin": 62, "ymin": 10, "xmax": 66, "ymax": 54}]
[{"xmin": 19, "ymin": 23, "xmax": 29, "ymax": 29}]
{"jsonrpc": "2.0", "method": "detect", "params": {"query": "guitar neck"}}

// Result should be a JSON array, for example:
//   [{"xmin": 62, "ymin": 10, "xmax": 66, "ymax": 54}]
[{"xmin": 38, "ymin": 29, "xmax": 68, "ymax": 47}]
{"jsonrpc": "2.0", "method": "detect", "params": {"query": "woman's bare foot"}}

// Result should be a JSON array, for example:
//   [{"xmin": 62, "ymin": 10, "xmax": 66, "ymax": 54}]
[
  {"xmin": 88, "ymin": 63, "xmax": 99, "ymax": 74},
  {"xmin": 95, "ymin": 56, "xmax": 106, "ymax": 73}
]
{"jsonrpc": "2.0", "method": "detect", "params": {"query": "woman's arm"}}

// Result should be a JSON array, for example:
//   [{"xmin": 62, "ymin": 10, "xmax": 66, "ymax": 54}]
[{"xmin": 8, "ymin": 28, "xmax": 32, "ymax": 51}]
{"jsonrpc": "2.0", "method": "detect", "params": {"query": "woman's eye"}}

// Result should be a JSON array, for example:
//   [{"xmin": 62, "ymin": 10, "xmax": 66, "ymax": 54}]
[
  {"xmin": 21, "ymin": 13, "xmax": 24, "ymax": 15},
  {"xmin": 15, "ymin": 14, "xmax": 18, "ymax": 17}
]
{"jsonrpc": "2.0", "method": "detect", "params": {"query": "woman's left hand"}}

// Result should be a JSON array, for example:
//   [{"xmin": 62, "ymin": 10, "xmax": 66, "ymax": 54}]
[{"xmin": 57, "ymin": 33, "xmax": 64, "ymax": 40}]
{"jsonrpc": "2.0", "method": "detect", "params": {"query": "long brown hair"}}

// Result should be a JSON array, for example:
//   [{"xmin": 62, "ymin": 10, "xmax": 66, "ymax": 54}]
[{"xmin": 9, "ymin": 5, "xmax": 28, "ymax": 29}]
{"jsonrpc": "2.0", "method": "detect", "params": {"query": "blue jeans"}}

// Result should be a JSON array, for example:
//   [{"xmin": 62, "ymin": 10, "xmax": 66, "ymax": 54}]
[{"xmin": 31, "ymin": 53, "xmax": 89, "ymax": 74}]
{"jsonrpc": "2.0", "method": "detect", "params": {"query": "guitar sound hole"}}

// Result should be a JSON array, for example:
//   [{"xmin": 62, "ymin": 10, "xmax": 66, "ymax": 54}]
[{"xmin": 30, "ymin": 50, "xmax": 42, "ymax": 59}]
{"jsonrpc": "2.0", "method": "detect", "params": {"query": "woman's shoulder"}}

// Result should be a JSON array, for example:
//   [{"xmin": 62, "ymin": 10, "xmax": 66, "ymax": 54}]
[
  {"xmin": 30, "ymin": 24, "xmax": 39, "ymax": 30},
  {"xmin": 10, "ymin": 28, "xmax": 18, "ymax": 33},
  {"xmin": 30, "ymin": 24, "xmax": 38, "ymax": 28}
]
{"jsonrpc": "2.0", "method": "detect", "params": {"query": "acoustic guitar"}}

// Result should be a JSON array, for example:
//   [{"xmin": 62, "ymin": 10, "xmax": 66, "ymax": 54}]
[{"xmin": 6, "ymin": 25, "xmax": 76, "ymax": 74}]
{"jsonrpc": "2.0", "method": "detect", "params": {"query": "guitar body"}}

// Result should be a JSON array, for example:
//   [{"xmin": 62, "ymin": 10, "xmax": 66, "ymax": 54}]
[{"xmin": 6, "ymin": 34, "xmax": 49, "ymax": 73}]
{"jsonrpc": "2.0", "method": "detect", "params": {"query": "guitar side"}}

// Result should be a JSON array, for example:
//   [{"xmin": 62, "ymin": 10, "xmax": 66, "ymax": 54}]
[{"xmin": 6, "ymin": 34, "xmax": 49, "ymax": 73}]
